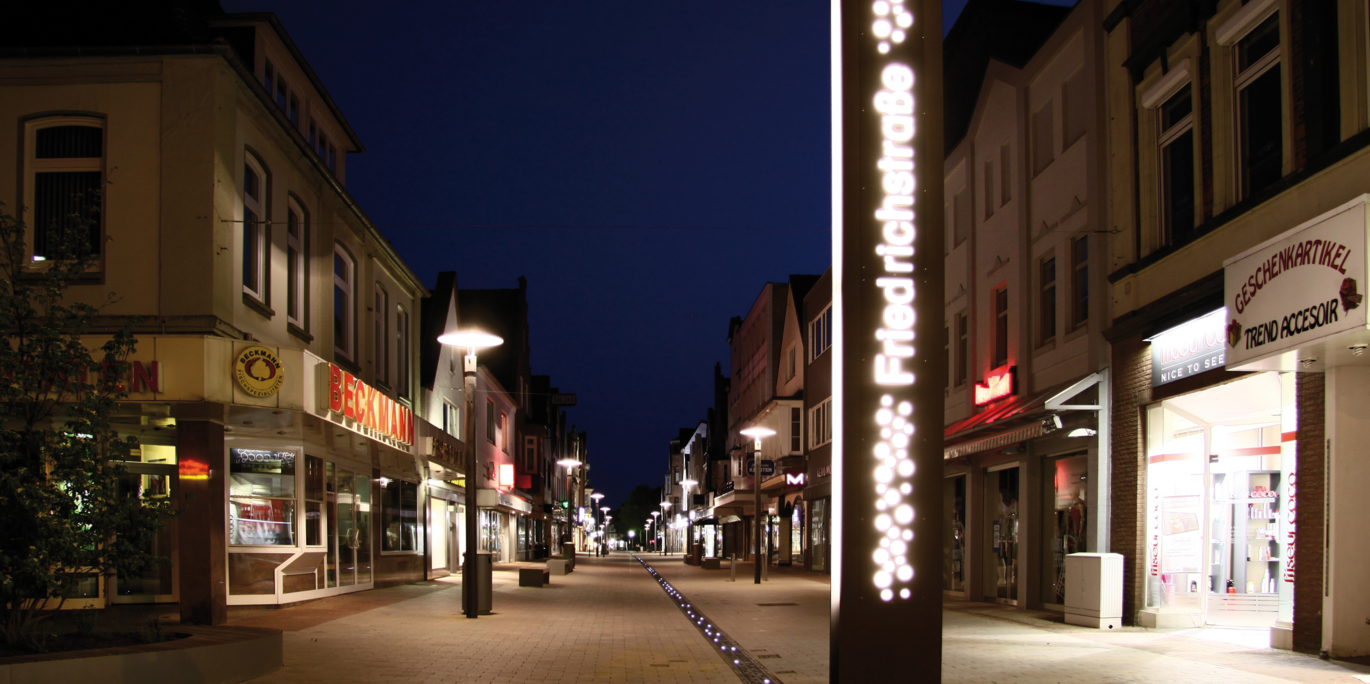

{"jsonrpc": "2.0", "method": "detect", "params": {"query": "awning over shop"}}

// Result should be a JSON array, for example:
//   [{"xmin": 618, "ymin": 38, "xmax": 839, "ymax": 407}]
[
  {"xmin": 476, "ymin": 489, "xmax": 532, "ymax": 515},
  {"xmin": 943, "ymin": 372, "xmax": 1103, "ymax": 460}
]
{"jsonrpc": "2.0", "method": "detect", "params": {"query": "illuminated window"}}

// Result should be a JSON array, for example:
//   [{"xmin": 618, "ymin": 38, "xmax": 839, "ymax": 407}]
[
  {"xmin": 1236, "ymin": 12, "xmax": 1282, "ymax": 199},
  {"xmin": 499, "ymin": 411, "xmax": 509, "ymax": 453},
  {"xmin": 956, "ymin": 314, "xmax": 968, "ymax": 386},
  {"xmin": 286, "ymin": 199, "xmax": 307, "ymax": 331},
  {"xmin": 333, "ymin": 244, "xmax": 355, "ymax": 360},
  {"xmin": 1159, "ymin": 87, "xmax": 1196, "ymax": 243},
  {"xmin": 809, "ymin": 398, "xmax": 833, "ymax": 448},
  {"xmin": 374, "ymin": 284, "xmax": 389, "ymax": 386},
  {"xmin": 1039, "ymin": 255, "xmax": 1056, "ymax": 346},
  {"xmin": 1071, "ymin": 237, "xmax": 1089, "ymax": 328},
  {"xmin": 790, "ymin": 407, "xmax": 802, "ymax": 453},
  {"xmin": 1032, "ymin": 101, "xmax": 1054, "ymax": 175},
  {"xmin": 229, "ymin": 449, "xmax": 297, "ymax": 546},
  {"xmin": 993, "ymin": 287, "xmax": 1009, "ymax": 368},
  {"xmin": 396, "ymin": 306, "xmax": 410, "ymax": 396},
  {"xmin": 380, "ymin": 478, "xmax": 421, "ymax": 553},
  {"xmin": 25, "ymin": 118, "xmax": 105, "ymax": 261},
  {"xmin": 242, "ymin": 153, "xmax": 268, "ymax": 303}
]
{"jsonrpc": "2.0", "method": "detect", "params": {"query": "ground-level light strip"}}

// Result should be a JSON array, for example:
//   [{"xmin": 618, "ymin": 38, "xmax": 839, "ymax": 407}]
[{"xmin": 632, "ymin": 555, "xmax": 783, "ymax": 684}]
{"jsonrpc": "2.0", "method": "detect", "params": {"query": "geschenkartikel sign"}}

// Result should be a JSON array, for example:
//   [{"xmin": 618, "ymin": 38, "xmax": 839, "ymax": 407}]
[{"xmin": 1224, "ymin": 197, "xmax": 1369, "ymax": 367}]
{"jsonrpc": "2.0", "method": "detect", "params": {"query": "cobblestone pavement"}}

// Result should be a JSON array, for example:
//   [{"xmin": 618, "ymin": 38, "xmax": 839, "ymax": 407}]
[
  {"xmin": 644, "ymin": 554, "xmax": 1370, "ymax": 684},
  {"xmin": 230, "ymin": 551, "xmax": 1370, "ymax": 684},
  {"xmin": 240, "ymin": 553, "xmax": 742, "ymax": 684}
]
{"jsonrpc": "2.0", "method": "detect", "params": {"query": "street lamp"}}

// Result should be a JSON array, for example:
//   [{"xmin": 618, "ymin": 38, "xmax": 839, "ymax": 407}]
[
  {"xmin": 739, "ymin": 426, "xmax": 775, "ymax": 585},
  {"xmin": 659, "ymin": 501, "xmax": 672, "ymax": 555},
  {"xmin": 679, "ymin": 479, "xmax": 697, "ymax": 557},
  {"xmin": 590, "ymin": 492, "xmax": 605, "ymax": 556},
  {"xmin": 557, "ymin": 457, "xmax": 582, "ymax": 552},
  {"xmin": 650, "ymin": 510, "xmax": 661, "ymax": 553},
  {"xmin": 437, "ymin": 330, "xmax": 504, "ymax": 619}
]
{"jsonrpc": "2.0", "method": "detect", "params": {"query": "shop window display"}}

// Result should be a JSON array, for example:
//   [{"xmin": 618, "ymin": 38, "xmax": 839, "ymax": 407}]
[
  {"xmin": 809, "ymin": 499, "xmax": 828, "ymax": 572},
  {"xmin": 1144, "ymin": 372, "xmax": 1293, "ymax": 627},
  {"xmin": 1042, "ymin": 453, "xmax": 1088, "ymax": 605},
  {"xmin": 381, "ymin": 478, "xmax": 421, "ymax": 553},
  {"xmin": 985, "ymin": 467, "xmax": 1019, "ymax": 603},
  {"xmin": 790, "ymin": 504, "xmax": 804, "ymax": 565},
  {"xmin": 942, "ymin": 475, "xmax": 966, "ymax": 592},
  {"xmin": 229, "ymin": 449, "xmax": 297, "ymax": 546}
]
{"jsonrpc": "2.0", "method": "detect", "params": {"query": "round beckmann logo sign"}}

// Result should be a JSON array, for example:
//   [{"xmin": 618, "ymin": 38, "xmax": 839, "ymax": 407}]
[{"xmin": 234, "ymin": 346, "xmax": 285, "ymax": 398}]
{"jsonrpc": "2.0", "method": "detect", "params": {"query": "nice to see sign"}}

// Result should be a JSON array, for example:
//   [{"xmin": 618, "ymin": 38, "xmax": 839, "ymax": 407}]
[{"xmin": 1224, "ymin": 196, "xmax": 1370, "ymax": 368}]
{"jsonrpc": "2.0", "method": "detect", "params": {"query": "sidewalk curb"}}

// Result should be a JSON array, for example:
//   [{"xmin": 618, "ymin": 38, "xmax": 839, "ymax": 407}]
[{"xmin": 634, "ymin": 554, "xmax": 784, "ymax": 684}]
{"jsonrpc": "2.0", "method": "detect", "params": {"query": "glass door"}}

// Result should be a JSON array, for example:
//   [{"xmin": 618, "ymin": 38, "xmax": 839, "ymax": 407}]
[
  {"xmin": 984, "ymin": 466, "xmax": 1019, "ymax": 604},
  {"xmin": 942, "ymin": 475, "xmax": 966, "ymax": 593},
  {"xmin": 1042, "ymin": 454, "xmax": 1088, "ymax": 605},
  {"xmin": 329, "ymin": 467, "xmax": 373, "ymax": 588},
  {"xmin": 112, "ymin": 462, "xmax": 177, "ymax": 603}
]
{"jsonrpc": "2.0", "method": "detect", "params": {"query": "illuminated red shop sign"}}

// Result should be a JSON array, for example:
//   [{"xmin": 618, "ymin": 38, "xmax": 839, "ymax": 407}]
[
  {"xmin": 325, "ymin": 363, "xmax": 414, "ymax": 446},
  {"xmin": 973, "ymin": 365, "xmax": 1016, "ymax": 406}
]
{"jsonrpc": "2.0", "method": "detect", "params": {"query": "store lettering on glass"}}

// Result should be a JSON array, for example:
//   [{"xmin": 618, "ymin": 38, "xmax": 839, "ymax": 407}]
[
  {"xmin": 1283, "ymin": 473, "xmax": 1297, "ymax": 583},
  {"xmin": 1149, "ymin": 486, "xmax": 1161, "ymax": 577},
  {"xmin": 868, "ymin": 0, "xmax": 919, "ymax": 604},
  {"xmin": 326, "ymin": 363, "xmax": 414, "ymax": 446}
]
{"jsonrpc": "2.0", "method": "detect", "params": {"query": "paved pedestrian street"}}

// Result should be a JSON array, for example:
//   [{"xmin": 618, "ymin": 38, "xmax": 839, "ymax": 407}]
[{"xmin": 235, "ymin": 553, "xmax": 1370, "ymax": 684}]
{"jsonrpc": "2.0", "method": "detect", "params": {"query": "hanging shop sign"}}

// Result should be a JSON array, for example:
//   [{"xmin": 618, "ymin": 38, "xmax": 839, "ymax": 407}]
[
  {"xmin": 234, "ymin": 346, "xmax": 284, "ymax": 398},
  {"xmin": 834, "ymin": 0, "xmax": 943, "ymax": 679},
  {"xmin": 1224, "ymin": 197, "xmax": 1369, "ymax": 368},
  {"xmin": 784, "ymin": 469, "xmax": 807, "ymax": 486},
  {"xmin": 1149, "ymin": 309, "xmax": 1226, "ymax": 387},
  {"xmin": 973, "ymin": 365, "xmax": 1016, "ymax": 405},
  {"xmin": 323, "ymin": 363, "xmax": 415, "ymax": 447}
]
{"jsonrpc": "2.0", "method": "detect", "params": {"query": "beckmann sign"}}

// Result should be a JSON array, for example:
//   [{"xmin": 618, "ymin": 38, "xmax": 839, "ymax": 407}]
[
  {"xmin": 1224, "ymin": 196, "xmax": 1369, "ymax": 368},
  {"xmin": 833, "ymin": 0, "xmax": 943, "ymax": 680},
  {"xmin": 323, "ymin": 363, "xmax": 415, "ymax": 447}
]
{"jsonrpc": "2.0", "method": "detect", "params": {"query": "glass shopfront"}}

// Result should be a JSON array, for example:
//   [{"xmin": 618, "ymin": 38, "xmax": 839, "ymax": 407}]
[
  {"xmin": 809, "ymin": 499, "xmax": 829, "ymax": 573},
  {"xmin": 1144, "ymin": 372, "xmax": 1293, "ymax": 627},
  {"xmin": 942, "ymin": 475, "xmax": 966, "ymax": 593},
  {"xmin": 113, "ymin": 444, "xmax": 178, "ymax": 603},
  {"xmin": 789, "ymin": 503, "xmax": 804, "ymax": 565},
  {"xmin": 984, "ymin": 466, "xmax": 1020, "ymax": 603},
  {"xmin": 1042, "ymin": 453, "xmax": 1088, "ymax": 605}
]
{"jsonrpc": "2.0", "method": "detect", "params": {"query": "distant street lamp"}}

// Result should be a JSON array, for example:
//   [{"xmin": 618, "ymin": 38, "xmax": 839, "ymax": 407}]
[
  {"xmin": 739, "ymin": 426, "xmax": 775, "ymax": 585},
  {"xmin": 659, "ymin": 501, "xmax": 672, "ymax": 555},
  {"xmin": 557, "ymin": 457, "xmax": 582, "ymax": 550},
  {"xmin": 437, "ymin": 330, "xmax": 504, "ymax": 619},
  {"xmin": 679, "ymin": 479, "xmax": 697, "ymax": 556}
]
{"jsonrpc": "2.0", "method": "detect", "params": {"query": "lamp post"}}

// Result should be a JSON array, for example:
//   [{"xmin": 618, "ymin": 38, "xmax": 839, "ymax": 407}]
[
  {"xmin": 437, "ymin": 330, "xmax": 504, "ymax": 620},
  {"xmin": 679, "ymin": 478, "xmax": 697, "ymax": 557},
  {"xmin": 598, "ymin": 506, "xmax": 610, "ymax": 556},
  {"xmin": 739, "ymin": 427, "xmax": 775, "ymax": 584},
  {"xmin": 659, "ymin": 501, "xmax": 672, "ymax": 555},
  {"xmin": 650, "ymin": 511, "xmax": 660, "ymax": 554},
  {"xmin": 590, "ymin": 492, "xmax": 605, "ymax": 555},
  {"xmin": 557, "ymin": 457, "xmax": 582, "ymax": 552}
]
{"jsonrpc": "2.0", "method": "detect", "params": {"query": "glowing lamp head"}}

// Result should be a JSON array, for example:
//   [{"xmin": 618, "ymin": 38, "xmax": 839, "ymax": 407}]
[
  {"xmin": 651, "ymin": 511, "xmax": 660, "ymax": 518},
  {"xmin": 557, "ymin": 458, "xmax": 583, "ymax": 468},
  {"xmin": 659, "ymin": 501, "xmax": 672, "ymax": 510},
  {"xmin": 600, "ymin": 506, "xmax": 610, "ymax": 512},
  {"xmin": 590, "ymin": 492, "xmax": 605, "ymax": 501},
  {"xmin": 679, "ymin": 479, "xmax": 698, "ymax": 488},
  {"xmin": 436, "ymin": 330, "xmax": 504, "ymax": 351},
  {"xmin": 739, "ymin": 427, "xmax": 776, "ymax": 439}
]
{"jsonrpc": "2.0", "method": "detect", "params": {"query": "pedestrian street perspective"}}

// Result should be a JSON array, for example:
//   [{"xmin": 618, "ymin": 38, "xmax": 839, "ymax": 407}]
[{"xmin": 6, "ymin": 0, "xmax": 1370, "ymax": 682}]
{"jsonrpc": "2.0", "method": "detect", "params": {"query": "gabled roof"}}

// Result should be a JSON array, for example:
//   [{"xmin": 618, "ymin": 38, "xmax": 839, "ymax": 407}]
[
  {"xmin": 419, "ymin": 271, "xmax": 458, "ymax": 390},
  {"xmin": 943, "ymin": 0, "xmax": 1072, "ymax": 153}
]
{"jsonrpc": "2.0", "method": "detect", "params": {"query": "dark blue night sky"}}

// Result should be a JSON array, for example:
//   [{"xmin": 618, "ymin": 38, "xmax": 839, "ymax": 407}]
[{"xmin": 221, "ymin": 0, "xmax": 1073, "ymax": 508}]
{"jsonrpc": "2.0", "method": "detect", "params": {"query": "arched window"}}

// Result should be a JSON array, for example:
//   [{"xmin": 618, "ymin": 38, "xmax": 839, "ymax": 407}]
[
  {"xmin": 24, "ymin": 117, "xmax": 105, "ymax": 262},
  {"xmin": 286, "ymin": 196, "xmax": 309, "ymax": 332},
  {"xmin": 334, "ymin": 244, "xmax": 355, "ymax": 360},
  {"xmin": 242, "ymin": 152, "xmax": 269, "ymax": 303}
]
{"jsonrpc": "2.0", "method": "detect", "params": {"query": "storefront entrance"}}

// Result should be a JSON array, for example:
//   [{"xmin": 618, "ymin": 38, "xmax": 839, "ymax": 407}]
[
  {"xmin": 983, "ymin": 465, "xmax": 1019, "ymax": 604},
  {"xmin": 1144, "ymin": 372, "xmax": 1293, "ymax": 628},
  {"xmin": 942, "ymin": 475, "xmax": 966, "ymax": 594},
  {"xmin": 113, "ymin": 458, "xmax": 178, "ymax": 604}
]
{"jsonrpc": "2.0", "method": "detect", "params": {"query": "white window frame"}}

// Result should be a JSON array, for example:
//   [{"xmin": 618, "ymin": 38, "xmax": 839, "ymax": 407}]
[
  {"xmin": 286, "ymin": 197, "xmax": 307, "ymax": 330},
  {"xmin": 374, "ymin": 284, "xmax": 389, "ymax": 386},
  {"xmin": 808, "ymin": 304, "xmax": 833, "ymax": 362},
  {"xmin": 333, "ymin": 244, "xmax": 355, "ymax": 360},
  {"xmin": 1232, "ymin": 10, "xmax": 1282, "ymax": 201},
  {"xmin": 242, "ymin": 152, "xmax": 268, "ymax": 302},
  {"xmin": 396, "ymin": 305, "xmax": 410, "ymax": 397},
  {"xmin": 809, "ymin": 399, "xmax": 833, "ymax": 448},
  {"xmin": 23, "ymin": 116, "xmax": 106, "ymax": 267}
]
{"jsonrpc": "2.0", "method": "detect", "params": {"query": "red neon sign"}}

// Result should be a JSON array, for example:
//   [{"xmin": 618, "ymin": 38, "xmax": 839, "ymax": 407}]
[
  {"xmin": 326, "ymin": 364, "xmax": 414, "ymax": 445},
  {"xmin": 973, "ymin": 365, "xmax": 1016, "ymax": 406}
]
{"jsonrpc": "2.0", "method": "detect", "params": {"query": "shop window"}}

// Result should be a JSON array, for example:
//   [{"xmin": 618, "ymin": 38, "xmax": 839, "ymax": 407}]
[
  {"xmin": 1032, "ymin": 100, "xmax": 1054, "ymax": 175},
  {"xmin": 809, "ymin": 304, "xmax": 832, "ymax": 361},
  {"xmin": 26, "ymin": 118, "xmax": 105, "ymax": 262},
  {"xmin": 286, "ymin": 198, "xmax": 308, "ymax": 332},
  {"xmin": 790, "ymin": 406, "xmax": 801, "ymax": 453},
  {"xmin": 374, "ymin": 285, "xmax": 389, "ymax": 386},
  {"xmin": 943, "ymin": 476, "xmax": 966, "ymax": 592},
  {"xmin": 380, "ymin": 478, "xmax": 421, "ymax": 553},
  {"xmin": 956, "ymin": 313, "xmax": 969, "ymax": 386},
  {"xmin": 1039, "ymin": 255, "xmax": 1057, "ymax": 346},
  {"xmin": 1071, "ymin": 237, "xmax": 1088, "ymax": 329},
  {"xmin": 305, "ymin": 454, "xmax": 325, "ymax": 546},
  {"xmin": 396, "ymin": 305, "xmax": 410, "ymax": 396},
  {"xmin": 1159, "ymin": 88, "xmax": 1196, "ymax": 243},
  {"xmin": 229, "ymin": 448, "xmax": 297, "ymax": 546},
  {"xmin": 1042, "ymin": 453, "xmax": 1088, "ymax": 605},
  {"xmin": 1236, "ymin": 12, "xmax": 1283, "ymax": 199},
  {"xmin": 333, "ymin": 244, "xmax": 355, "ymax": 360},
  {"xmin": 993, "ymin": 287, "xmax": 1009, "ymax": 368},
  {"xmin": 810, "ymin": 499, "xmax": 828, "ymax": 573}
]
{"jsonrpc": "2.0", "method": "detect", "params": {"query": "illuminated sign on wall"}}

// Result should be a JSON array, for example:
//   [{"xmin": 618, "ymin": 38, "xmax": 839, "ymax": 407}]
[
  {"xmin": 785, "ymin": 470, "xmax": 807, "ymax": 486},
  {"xmin": 973, "ymin": 365, "xmax": 1017, "ymax": 405},
  {"xmin": 498, "ymin": 463, "xmax": 515, "ymax": 490},
  {"xmin": 1149, "ymin": 310, "xmax": 1225, "ymax": 387},
  {"xmin": 834, "ymin": 0, "xmax": 943, "ymax": 679},
  {"xmin": 324, "ymin": 363, "xmax": 415, "ymax": 446}
]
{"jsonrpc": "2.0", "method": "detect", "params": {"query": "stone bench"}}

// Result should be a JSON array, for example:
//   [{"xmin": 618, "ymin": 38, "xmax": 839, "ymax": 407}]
[
  {"xmin": 701, "ymin": 558, "xmax": 721, "ymax": 570},
  {"xmin": 519, "ymin": 567, "xmax": 550, "ymax": 587},
  {"xmin": 546, "ymin": 558, "xmax": 572, "ymax": 575}
]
